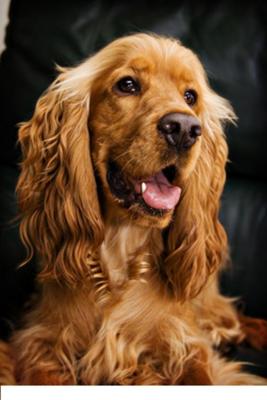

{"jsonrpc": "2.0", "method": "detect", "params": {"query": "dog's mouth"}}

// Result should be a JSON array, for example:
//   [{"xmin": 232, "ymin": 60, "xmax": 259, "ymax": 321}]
[{"xmin": 107, "ymin": 160, "xmax": 181, "ymax": 215}]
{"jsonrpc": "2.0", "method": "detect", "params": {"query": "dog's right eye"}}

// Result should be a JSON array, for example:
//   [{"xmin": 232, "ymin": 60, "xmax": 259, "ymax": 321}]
[{"xmin": 114, "ymin": 76, "xmax": 141, "ymax": 95}]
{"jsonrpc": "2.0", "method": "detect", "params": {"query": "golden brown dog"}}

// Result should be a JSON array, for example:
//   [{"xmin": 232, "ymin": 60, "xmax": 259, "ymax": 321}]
[{"xmin": 1, "ymin": 33, "xmax": 266, "ymax": 384}]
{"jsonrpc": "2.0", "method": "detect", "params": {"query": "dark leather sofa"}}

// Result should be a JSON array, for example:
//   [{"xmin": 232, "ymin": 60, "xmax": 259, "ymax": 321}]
[{"xmin": 0, "ymin": 0, "xmax": 266, "ymax": 377}]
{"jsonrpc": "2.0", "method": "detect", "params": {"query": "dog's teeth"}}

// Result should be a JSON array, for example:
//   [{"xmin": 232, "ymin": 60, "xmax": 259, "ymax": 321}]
[{"xmin": 141, "ymin": 182, "xmax": 147, "ymax": 194}]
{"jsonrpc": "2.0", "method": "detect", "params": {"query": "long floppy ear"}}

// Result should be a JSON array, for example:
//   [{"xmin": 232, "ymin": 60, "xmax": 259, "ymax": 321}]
[
  {"xmin": 17, "ymin": 67, "xmax": 105, "ymax": 286},
  {"xmin": 16, "ymin": 35, "xmax": 159, "ymax": 286},
  {"xmin": 164, "ymin": 87, "xmax": 236, "ymax": 301}
]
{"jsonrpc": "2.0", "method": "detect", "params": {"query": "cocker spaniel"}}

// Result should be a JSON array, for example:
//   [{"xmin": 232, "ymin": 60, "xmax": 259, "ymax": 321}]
[{"xmin": 1, "ymin": 33, "xmax": 266, "ymax": 385}]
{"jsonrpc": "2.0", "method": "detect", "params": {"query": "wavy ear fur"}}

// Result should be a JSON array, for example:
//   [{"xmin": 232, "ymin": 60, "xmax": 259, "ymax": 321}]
[
  {"xmin": 17, "ymin": 36, "xmax": 137, "ymax": 285},
  {"xmin": 17, "ymin": 67, "xmax": 106, "ymax": 285},
  {"xmin": 164, "ymin": 87, "xmax": 236, "ymax": 301}
]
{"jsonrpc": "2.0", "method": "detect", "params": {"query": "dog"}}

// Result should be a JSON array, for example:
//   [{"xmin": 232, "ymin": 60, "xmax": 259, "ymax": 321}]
[{"xmin": 1, "ymin": 33, "xmax": 266, "ymax": 385}]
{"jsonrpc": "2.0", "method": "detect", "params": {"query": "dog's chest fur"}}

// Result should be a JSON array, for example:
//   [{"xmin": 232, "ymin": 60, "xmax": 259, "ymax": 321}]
[{"xmin": 99, "ymin": 224, "xmax": 153, "ymax": 289}]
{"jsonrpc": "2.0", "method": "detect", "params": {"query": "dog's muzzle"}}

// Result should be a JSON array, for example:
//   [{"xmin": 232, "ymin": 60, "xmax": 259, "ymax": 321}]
[
  {"xmin": 157, "ymin": 112, "xmax": 201, "ymax": 151},
  {"xmin": 107, "ymin": 160, "xmax": 181, "ymax": 215}
]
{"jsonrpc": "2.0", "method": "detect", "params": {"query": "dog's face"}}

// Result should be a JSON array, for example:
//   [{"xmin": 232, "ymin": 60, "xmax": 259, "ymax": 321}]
[{"xmin": 89, "ymin": 39, "xmax": 206, "ymax": 228}]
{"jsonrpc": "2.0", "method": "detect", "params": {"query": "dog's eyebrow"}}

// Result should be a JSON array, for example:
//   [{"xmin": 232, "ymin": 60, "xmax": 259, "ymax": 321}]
[{"xmin": 128, "ymin": 58, "xmax": 154, "ymax": 73}]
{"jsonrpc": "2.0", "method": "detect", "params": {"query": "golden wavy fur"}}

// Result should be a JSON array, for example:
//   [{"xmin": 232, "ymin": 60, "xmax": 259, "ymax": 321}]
[{"xmin": 1, "ymin": 33, "xmax": 266, "ymax": 384}]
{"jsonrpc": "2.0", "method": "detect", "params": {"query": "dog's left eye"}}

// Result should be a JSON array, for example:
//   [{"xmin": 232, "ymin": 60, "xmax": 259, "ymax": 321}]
[
  {"xmin": 114, "ymin": 76, "xmax": 141, "ymax": 95},
  {"xmin": 184, "ymin": 89, "xmax": 197, "ymax": 106}
]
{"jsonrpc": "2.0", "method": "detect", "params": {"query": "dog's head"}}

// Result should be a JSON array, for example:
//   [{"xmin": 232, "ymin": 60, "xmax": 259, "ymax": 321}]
[
  {"xmin": 89, "ymin": 36, "xmax": 203, "ymax": 229},
  {"xmin": 17, "ymin": 34, "xmax": 236, "ymax": 299}
]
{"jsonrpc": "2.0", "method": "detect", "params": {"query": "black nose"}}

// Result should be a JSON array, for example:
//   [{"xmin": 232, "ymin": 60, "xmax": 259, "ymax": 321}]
[{"xmin": 157, "ymin": 112, "xmax": 201, "ymax": 150}]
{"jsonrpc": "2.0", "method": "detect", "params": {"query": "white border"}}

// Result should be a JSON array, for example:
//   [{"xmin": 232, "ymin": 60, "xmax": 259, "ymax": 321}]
[{"xmin": 1, "ymin": 386, "xmax": 267, "ymax": 400}]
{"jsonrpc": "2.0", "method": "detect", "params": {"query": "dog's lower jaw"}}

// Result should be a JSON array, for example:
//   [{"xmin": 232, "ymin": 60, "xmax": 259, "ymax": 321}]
[
  {"xmin": 102, "ymin": 188, "xmax": 175, "ymax": 229},
  {"xmin": 128, "ymin": 205, "xmax": 174, "ymax": 229}
]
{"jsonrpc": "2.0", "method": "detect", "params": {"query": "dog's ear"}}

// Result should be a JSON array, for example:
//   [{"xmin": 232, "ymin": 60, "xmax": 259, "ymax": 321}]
[
  {"xmin": 16, "ymin": 35, "xmax": 152, "ymax": 286},
  {"xmin": 17, "ymin": 66, "xmax": 106, "ymax": 285},
  {"xmin": 164, "ymin": 88, "xmax": 236, "ymax": 301}
]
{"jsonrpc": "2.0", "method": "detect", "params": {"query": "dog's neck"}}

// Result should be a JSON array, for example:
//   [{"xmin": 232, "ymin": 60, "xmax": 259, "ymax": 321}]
[{"xmin": 100, "ymin": 221, "xmax": 162, "ymax": 289}]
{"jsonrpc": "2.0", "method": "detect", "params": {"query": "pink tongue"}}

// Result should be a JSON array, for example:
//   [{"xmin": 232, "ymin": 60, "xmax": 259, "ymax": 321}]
[{"xmin": 136, "ymin": 171, "xmax": 181, "ymax": 210}]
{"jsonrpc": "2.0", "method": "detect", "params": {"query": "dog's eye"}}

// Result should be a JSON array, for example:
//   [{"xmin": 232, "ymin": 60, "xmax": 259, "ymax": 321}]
[
  {"xmin": 184, "ymin": 89, "xmax": 197, "ymax": 106},
  {"xmin": 114, "ymin": 76, "xmax": 141, "ymax": 95}
]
